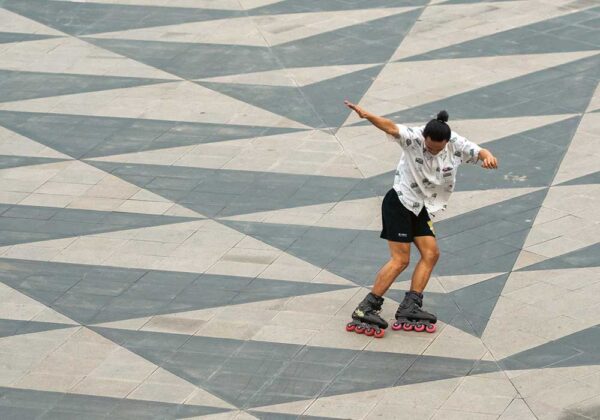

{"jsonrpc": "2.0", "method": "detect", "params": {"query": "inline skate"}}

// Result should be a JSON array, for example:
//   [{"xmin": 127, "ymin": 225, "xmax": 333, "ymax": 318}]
[
  {"xmin": 346, "ymin": 292, "xmax": 388, "ymax": 338},
  {"xmin": 392, "ymin": 291, "xmax": 437, "ymax": 333}
]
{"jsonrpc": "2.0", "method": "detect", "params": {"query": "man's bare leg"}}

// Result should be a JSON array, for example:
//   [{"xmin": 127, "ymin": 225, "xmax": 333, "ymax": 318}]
[
  {"xmin": 371, "ymin": 241, "xmax": 411, "ymax": 297},
  {"xmin": 409, "ymin": 235, "xmax": 440, "ymax": 293}
]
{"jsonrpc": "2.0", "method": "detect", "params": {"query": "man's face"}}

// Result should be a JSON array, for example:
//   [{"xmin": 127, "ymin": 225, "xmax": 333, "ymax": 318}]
[{"xmin": 424, "ymin": 136, "xmax": 448, "ymax": 155}]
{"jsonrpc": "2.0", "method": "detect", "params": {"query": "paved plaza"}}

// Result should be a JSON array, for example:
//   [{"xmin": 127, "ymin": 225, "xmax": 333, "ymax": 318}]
[{"xmin": 0, "ymin": 0, "xmax": 599, "ymax": 418}]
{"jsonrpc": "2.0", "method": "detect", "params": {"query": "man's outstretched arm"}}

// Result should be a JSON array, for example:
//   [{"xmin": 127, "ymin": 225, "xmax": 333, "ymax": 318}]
[{"xmin": 345, "ymin": 100, "xmax": 399, "ymax": 138}]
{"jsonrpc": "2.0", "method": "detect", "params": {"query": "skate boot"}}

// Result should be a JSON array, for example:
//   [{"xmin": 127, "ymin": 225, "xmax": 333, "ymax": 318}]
[
  {"xmin": 392, "ymin": 291, "xmax": 437, "ymax": 333},
  {"xmin": 346, "ymin": 292, "xmax": 389, "ymax": 338}
]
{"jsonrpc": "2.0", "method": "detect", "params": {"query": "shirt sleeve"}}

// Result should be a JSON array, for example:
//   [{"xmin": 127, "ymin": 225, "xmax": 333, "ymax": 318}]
[
  {"xmin": 386, "ymin": 124, "xmax": 421, "ymax": 150},
  {"xmin": 451, "ymin": 134, "xmax": 481, "ymax": 165}
]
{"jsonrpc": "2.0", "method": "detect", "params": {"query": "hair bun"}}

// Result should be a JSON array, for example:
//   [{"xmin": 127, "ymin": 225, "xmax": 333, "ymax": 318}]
[{"xmin": 436, "ymin": 110, "xmax": 449, "ymax": 123}]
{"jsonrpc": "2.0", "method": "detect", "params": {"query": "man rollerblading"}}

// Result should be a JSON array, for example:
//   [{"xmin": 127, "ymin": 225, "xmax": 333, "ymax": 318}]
[{"xmin": 343, "ymin": 101, "xmax": 498, "ymax": 337}]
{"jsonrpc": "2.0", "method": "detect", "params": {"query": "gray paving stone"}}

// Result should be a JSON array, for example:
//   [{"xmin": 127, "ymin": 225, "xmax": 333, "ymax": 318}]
[
  {"xmin": 0, "ymin": 69, "xmax": 168, "ymax": 103},
  {"xmin": 91, "ymin": 327, "xmax": 497, "ymax": 408},
  {"xmin": 2, "ymin": 0, "xmax": 241, "ymax": 35},
  {"xmin": 0, "ymin": 111, "xmax": 304, "ymax": 159},
  {"xmin": 199, "ymin": 65, "xmax": 383, "ymax": 129},
  {"xmin": 0, "ymin": 155, "xmax": 67, "ymax": 170},
  {"xmin": 0, "ymin": 319, "xmax": 72, "ymax": 338},
  {"xmin": 0, "ymin": 257, "xmax": 351, "ymax": 323},
  {"xmin": 559, "ymin": 171, "xmax": 600, "ymax": 186},
  {"xmin": 88, "ymin": 8, "xmax": 424, "ymax": 81},
  {"xmin": 456, "ymin": 117, "xmax": 582, "ymax": 191},
  {"xmin": 404, "ymin": 7, "xmax": 600, "ymax": 60},
  {"xmin": 519, "ymin": 243, "xmax": 600, "ymax": 271},
  {"xmin": 381, "ymin": 55, "xmax": 600, "ymax": 121},
  {"xmin": 0, "ymin": 204, "xmax": 195, "ymax": 246},
  {"xmin": 248, "ymin": 0, "xmax": 426, "ymax": 15},
  {"xmin": 0, "ymin": 32, "xmax": 58, "ymax": 44}
]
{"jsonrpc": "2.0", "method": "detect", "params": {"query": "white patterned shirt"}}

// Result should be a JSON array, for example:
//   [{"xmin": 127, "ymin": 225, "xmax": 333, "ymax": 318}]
[{"xmin": 386, "ymin": 124, "xmax": 482, "ymax": 216}]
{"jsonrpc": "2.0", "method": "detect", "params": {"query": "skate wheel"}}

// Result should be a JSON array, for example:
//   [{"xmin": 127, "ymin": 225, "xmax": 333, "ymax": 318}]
[
  {"xmin": 414, "ymin": 324, "xmax": 425, "ymax": 332},
  {"xmin": 346, "ymin": 323, "xmax": 356, "ymax": 332},
  {"xmin": 364, "ymin": 327, "xmax": 375, "ymax": 336},
  {"xmin": 425, "ymin": 324, "xmax": 437, "ymax": 333},
  {"xmin": 355, "ymin": 325, "xmax": 365, "ymax": 334},
  {"xmin": 391, "ymin": 322, "xmax": 403, "ymax": 331},
  {"xmin": 374, "ymin": 329, "xmax": 385, "ymax": 339},
  {"xmin": 402, "ymin": 323, "xmax": 414, "ymax": 331}
]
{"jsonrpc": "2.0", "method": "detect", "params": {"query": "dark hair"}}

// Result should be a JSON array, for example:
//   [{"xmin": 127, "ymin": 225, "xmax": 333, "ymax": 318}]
[{"xmin": 423, "ymin": 110, "xmax": 451, "ymax": 142}]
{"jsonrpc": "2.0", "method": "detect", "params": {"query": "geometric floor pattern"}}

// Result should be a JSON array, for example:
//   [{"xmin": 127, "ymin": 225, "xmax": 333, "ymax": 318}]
[{"xmin": 0, "ymin": 0, "xmax": 598, "ymax": 418}]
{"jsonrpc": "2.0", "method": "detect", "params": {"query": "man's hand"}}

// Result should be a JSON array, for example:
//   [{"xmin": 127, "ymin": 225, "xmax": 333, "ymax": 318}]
[
  {"xmin": 479, "ymin": 149, "xmax": 498, "ymax": 169},
  {"xmin": 344, "ymin": 100, "xmax": 368, "ymax": 119}
]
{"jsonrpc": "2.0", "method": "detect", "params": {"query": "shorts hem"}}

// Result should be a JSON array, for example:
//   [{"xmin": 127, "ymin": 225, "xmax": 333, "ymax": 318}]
[
  {"xmin": 380, "ymin": 233, "xmax": 412, "ymax": 243},
  {"xmin": 413, "ymin": 233, "xmax": 436, "ymax": 238}
]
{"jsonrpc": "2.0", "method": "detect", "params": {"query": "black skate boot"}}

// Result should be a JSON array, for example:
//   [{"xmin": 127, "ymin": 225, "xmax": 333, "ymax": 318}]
[
  {"xmin": 392, "ymin": 291, "xmax": 437, "ymax": 333},
  {"xmin": 346, "ymin": 292, "xmax": 389, "ymax": 338}
]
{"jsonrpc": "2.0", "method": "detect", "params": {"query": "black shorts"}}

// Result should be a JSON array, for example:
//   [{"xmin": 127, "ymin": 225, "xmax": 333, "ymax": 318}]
[{"xmin": 380, "ymin": 189, "xmax": 435, "ymax": 243}]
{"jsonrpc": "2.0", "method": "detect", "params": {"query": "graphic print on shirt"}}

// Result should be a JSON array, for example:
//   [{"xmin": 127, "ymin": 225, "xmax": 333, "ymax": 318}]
[{"xmin": 422, "ymin": 178, "xmax": 435, "ymax": 189}]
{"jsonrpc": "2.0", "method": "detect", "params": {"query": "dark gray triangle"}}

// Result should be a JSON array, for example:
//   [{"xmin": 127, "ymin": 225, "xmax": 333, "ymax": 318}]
[
  {"xmin": 499, "ymin": 324, "xmax": 600, "ymax": 372},
  {"xmin": 221, "ymin": 220, "xmax": 386, "ymax": 287},
  {"xmin": 248, "ymin": 0, "xmax": 426, "ymax": 15},
  {"xmin": 558, "ymin": 171, "xmax": 600, "ymax": 186},
  {"xmin": 0, "ymin": 155, "xmax": 68, "ymax": 170},
  {"xmin": 2, "ymin": 0, "xmax": 241, "ymax": 36},
  {"xmin": 433, "ymin": 189, "xmax": 548, "ymax": 274},
  {"xmin": 91, "ymin": 326, "xmax": 494, "ymax": 409},
  {"xmin": 0, "ymin": 258, "xmax": 350, "ymax": 325},
  {"xmin": 0, "ymin": 204, "xmax": 198, "ymax": 246},
  {"xmin": 0, "ymin": 111, "xmax": 305, "ymax": 159},
  {"xmin": 0, "ymin": 32, "xmax": 59, "ymax": 44},
  {"xmin": 87, "ymin": 8, "xmax": 424, "ymax": 80},
  {"xmin": 448, "ymin": 273, "xmax": 510, "ymax": 337},
  {"xmin": 403, "ymin": 7, "xmax": 600, "ymax": 60},
  {"xmin": 0, "ymin": 318, "xmax": 73, "ymax": 338},
  {"xmin": 274, "ymin": 8, "xmax": 425, "ymax": 68},
  {"xmin": 455, "ymin": 116, "xmax": 583, "ymax": 191},
  {"xmin": 198, "ymin": 65, "xmax": 384, "ymax": 129},
  {"xmin": 86, "ymin": 160, "xmax": 362, "ymax": 218},
  {"xmin": 0, "ymin": 386, "xmax": 229, "ymax": 418},
  {"xmin": 0, "ymin": 69, "xmax": 170, "ymax": 103},
  {"xmin": 518, "ymin": 243, "xmax": 600, "ymax": 272},
  {"xmin": 87, "ymin": 38, "xmax": 281, "ymax": 80},
  {"xmin": 378, "ymin": 54, "xmax": 600, "ymax": 121}
]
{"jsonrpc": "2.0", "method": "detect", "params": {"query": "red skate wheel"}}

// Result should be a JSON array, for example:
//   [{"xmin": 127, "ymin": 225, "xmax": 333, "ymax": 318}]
[
  {"xmin": 346, "ymin": 323, "xmax": 356, "ymax": 332},
  {"xmin": 414, "ymin": 324, "xmax": 425, "ymax": 332},
  {"xmin": 374, "ymin": 329, "xmax": 385, "ymax": 339},
  {"xmin": 391, "ymin": 322, "xmax": 402, "ymax": 331},
  {"xmin": 364, "ymin": 327, "xmax": 375, "ymax": 336},
  {"xmin": 402, "ymin": 323, "xmax": 414, "ymax": 331},
  {"xmin": 355, "ymin": 325, "xmax": 365, "ymax": 334},
  {"xmin": 425, "ymin": 324, "xmax": 437, "ymax": 333}
]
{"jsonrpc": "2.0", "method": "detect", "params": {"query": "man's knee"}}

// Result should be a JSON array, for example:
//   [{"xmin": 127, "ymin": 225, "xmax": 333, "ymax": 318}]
[
  {"xmin": 421, "ymin": 247, "xmax": 440, "ymax": 263},
  {"xmin": 390, "ymin": 255, "xmax": 410, "ymax": 272}
]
